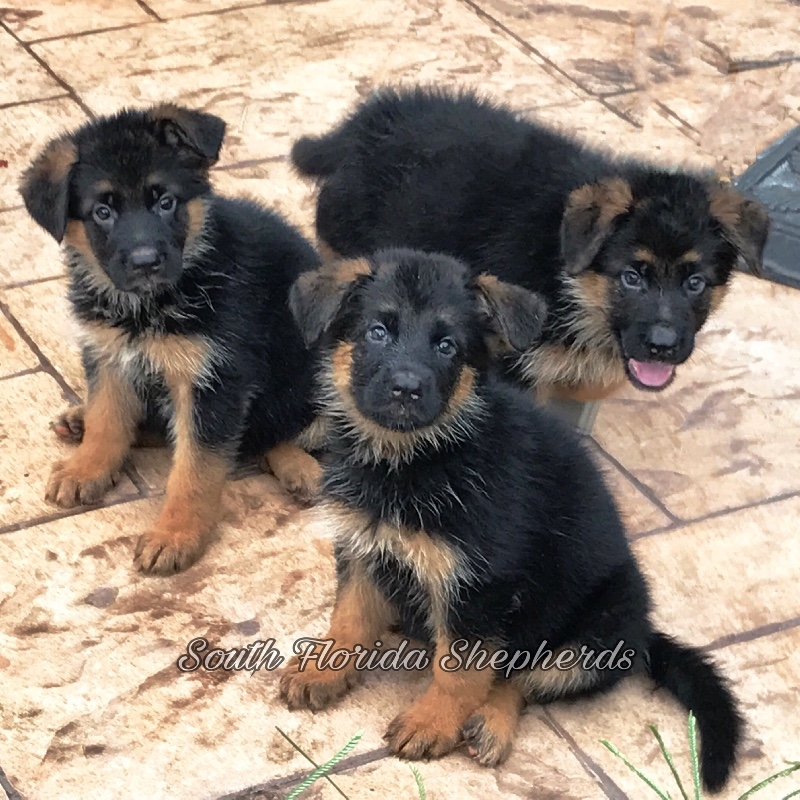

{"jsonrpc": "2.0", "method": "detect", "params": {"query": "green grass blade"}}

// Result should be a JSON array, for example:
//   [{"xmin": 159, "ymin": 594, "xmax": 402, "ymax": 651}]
[
  {"xmin": 687, "ymin": 712, "xmax": 701, "ymax": 800},
  {"xmin": 779, "ymin": 790, "xmax": 800, "ymax": 800},
  {"xmin": 411, "ymin": 765, "xmax": 427, "ymax": 800},
  {"xmin": 284, "ymin": 730, "xmax": 364, "ymax": 800},
  {"xmin": 600, "ymin": 739, "xmax": 672, "ymax": 800},
  {"xmin": 649, "ymin": 724, "xmax": 689, "ymax": 800},
  {"xmin": 737, "ymin": 761, "xmax": 800, "ymax": 800},
  {"xmin": 275, "ymin": 727, "xmax": 349, "ymax": 799}
]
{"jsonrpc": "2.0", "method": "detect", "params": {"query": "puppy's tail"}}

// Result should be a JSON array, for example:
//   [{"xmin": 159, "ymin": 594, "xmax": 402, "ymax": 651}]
[
  {"xmin": 646, "ymin": 631, "xmax": 742, "ymax": 793},
  {"xmin": 291, "ymin": 132, "xmax": 347, "ymax": 178}
]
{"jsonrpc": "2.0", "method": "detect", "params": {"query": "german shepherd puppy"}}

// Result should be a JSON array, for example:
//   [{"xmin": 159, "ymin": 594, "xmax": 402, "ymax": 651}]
[
  {"xmin": 280, "ymin": 249, "xmax": 742, "ymax": 792},
  {"xmin": 291, "ymin": 86, "xmax": 770, "ymax": 401},
  {"xmin": 20, "ymin": 104, "xmax": 321, "ymax": 575}
]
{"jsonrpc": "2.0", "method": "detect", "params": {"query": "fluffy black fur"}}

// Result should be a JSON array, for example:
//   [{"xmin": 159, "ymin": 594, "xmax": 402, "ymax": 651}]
[
  {"xmin": 287, "ymin": 249, "xmax": 742, "ymax": 791},
  {"xmin": 292, "ymin": 86, "xmax": 770, "ymax": 396}
]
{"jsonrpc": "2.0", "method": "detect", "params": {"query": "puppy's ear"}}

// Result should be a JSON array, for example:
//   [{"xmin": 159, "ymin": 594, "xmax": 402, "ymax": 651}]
[
  {"xmin": 474, "ymin": 274, "xmax": 547, "ymax": 352},
  {"xmin": 290, "ymin": 258, "xmax": 373, "ymax": 347},
  {"xmin": 19, "ymin": 136, "xmax": 78, "ymax": 243},
  {"xmin": 149, "ymin": 104, "xmax": 226, "ymax": 164},
  {"xmin": 561, "ymin": 178, "xmax": 633, "ymax": 274},
  {"xmin": 708, "ymin": 183, "xmax": 770, "ymax": 276}
]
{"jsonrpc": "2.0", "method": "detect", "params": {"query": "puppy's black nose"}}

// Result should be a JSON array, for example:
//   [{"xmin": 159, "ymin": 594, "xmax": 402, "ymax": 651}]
[
  {"xmin": 391, "ymin": 370, "xmax": 422, "ymax": 402},
  {"xmin": 129, "ymin": 246, "xmax": 163, "ymax": 274},
  {"xmin": 647, "ymin": 324, "xmax": 678, "ymax": 356}
]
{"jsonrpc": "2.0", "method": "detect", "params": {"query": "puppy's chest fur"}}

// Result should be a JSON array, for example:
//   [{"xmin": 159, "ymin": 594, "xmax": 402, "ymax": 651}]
[{"xmin": 325, "ymin": 497, "xmax": 474, "ymax": 638}]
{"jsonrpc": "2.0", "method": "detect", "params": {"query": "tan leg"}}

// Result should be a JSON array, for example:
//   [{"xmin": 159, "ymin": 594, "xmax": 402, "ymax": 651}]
[
  {"xmin": 134, "ymin": 379, "xmax": 229, "ymax": 575},
  {"xmin": 462, "ymin": 679, "xmax": 525, "ymax": 766},
  {"xmin": 261, "ymin": 442, "xmax": 322, "ymax": 504},
  {"xmin": 46, "ymin": 368, "xmax": 140, "ymax": 507},
  {"xmin": 385, "ymin": 637, "xmax": 496, "ymax": 760},
  {"xmin": 279, "ymin": 564, "xmax": 393, "ymax": 711}
]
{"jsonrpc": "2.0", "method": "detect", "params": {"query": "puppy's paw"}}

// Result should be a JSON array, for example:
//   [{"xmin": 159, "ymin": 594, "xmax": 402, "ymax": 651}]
[
  {"xmin": 385, "ymin": 704, "xmax": 462, "ymax": 760},
  {"xmin": 45, "ymin": 458, "xmax": 118, "ymax": 507},
  {"xmin": 278, "ymin": 656, "xmax": 356, "ymax": 711},
  {"xmin": 133, "ymin": 527, "xmax": 205, "ymax": 575},
  {"xmin": 462, "ymin": 712, "xmax": 514, "ymax": 767},
  {"xmin": 51, "ymin": 404, "xmax": 85, "ymax": 443},
  {"xmin": 262, "ymin": 444, "xmax": 322, "ymax": 505}
]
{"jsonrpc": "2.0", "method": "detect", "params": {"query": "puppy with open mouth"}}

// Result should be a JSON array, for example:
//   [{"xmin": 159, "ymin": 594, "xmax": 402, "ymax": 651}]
[
  {"xmin": 279, "ymin": 249, "xmax": 742, "ymax": 793},
  {"xmin": 291, "ymin": 86, "xmax": 770, "ymax": 401}
]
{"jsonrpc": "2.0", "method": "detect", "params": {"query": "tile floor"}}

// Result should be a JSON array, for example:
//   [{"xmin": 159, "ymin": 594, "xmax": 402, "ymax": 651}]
[{"xmin": 1, "ymin": 1, "xmax": 799, "ymax": 798}]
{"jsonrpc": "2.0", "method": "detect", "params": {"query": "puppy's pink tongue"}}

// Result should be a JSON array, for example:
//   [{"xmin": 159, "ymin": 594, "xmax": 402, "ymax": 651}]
[{"xmin": 628, "ymin": 359, "xmax": 675, "ymax": 388}]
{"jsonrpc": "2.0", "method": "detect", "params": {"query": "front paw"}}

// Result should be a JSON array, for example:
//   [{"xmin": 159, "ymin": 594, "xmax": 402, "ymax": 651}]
[
  {"xmin": 51, "ymin": 404, "xmax": 86, "ymax": 443},
  {"xmin": 462, "ymin": 712, "xmax": 514, "ymax": 766},
  {"xmin": 45, "ymin": 458, "xmax": 118, "ymax": 507},
  {"xmin": 385, "ymin": 704, "xmax": 462, "ymax": 759},
  {"xmin": 262, "ymin": 445, "xmax": 322, "ymax": 505},
  {"xmin": 133, "ymin": 526, "xmax": 205, "ymax": 575},
  {"xmin": 279, "ymin": 655, "xmax": 357, "ymax": 712}
]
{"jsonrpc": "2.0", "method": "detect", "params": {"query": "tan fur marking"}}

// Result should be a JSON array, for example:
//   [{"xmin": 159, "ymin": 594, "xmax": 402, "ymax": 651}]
[
  {"xmin": 294, "ymin": 414, "xmax": 330, "ymax": 452},
  {"xmin": 317, "ymin": 239, "xmax": 343, "ymax": 264},
  {"xmin": 709, "ymin": 284, "xmax": 729, "ymax": 315},
  {"xmin": 462, "ymin": 679, "xmax": 526, "ymax": 766},
  {"xmin": 708, "ymin": 183, "xmax": 745, "ymax": 231},
  {"xmin": 633, "ymin": 247, "xmax": 656, "ymax": 264},
  {"xmin": 44, "ymin": 138, "xmax": 78, "ymax": 183},
  {"xmin": 512, "ymin": 643, "xmax": 598, "ymax": 701},
  {"xmin": 569, "ymin": 177, "xmax": 633, "ymax": 226},
  {"xmin": 324, "ymin": 501, "xmax": 471, "ymax": 638},
  {"xmin": 385, "ymin": 635, "xmax": 496, "ymax": 759},
  {"xmin": 262, "ymin": 442, "xmax": 322, "ymax": 503},
  {"xmin": 680, "ymin": 249, "xmax": 701, "ymax": 264},
  {"xmin": 184, "ymin": 197, "xmax": 207, "ymax": 252},
  {"xmin": 63, "ymin": 220, "xmax": 117, "ymax": 293},
  {"xmin": 134, "ymin": 369, "xmax": 229, "ymax": 574},
  {"xmin": 279, "ymin": 562, "xmax": 394, "ymax": 710},
  {"xmin": 45, "ymin": 365, "xmax": 140, "ymax": 508},
  {"xmin": 333, "ymin": 257, "xmax": 372, "ymax": 283},
  {"xmin": 520, "ymin": 272, "xmax": 625, "ymax": 399},
  {"xmin": 92, "ymin": 179, "xmax": 114, "ymax": 195}
]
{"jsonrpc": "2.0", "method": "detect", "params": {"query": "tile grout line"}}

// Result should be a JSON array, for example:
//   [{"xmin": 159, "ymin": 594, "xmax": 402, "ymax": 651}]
[
  {"xmin": 631, "ymin": 488, "xmax": 800, "ymax": 542},
  {"xmin": 0, "ymin": 764, "xmax": 25, "ymax": 800},
  {"xmin": 1, "ymin": 274, "xmax": 67, "ymax": 291},
  {"xmin": 133, "ymin": 0, "xmax": 164, "ymax": 22},
  {"xmin": 453, "ymin": 0, "xmax": 641, "ymax": 129},
  {"xmin": 0, "ymin": 93, "xmax": 70, "ymax": 112},
  {"xmin": 703, "ymin": 615, "xmax": 800, "ymax": 652},
  {"xmin": 0, "ymin": 20, "xmax": 95, "ymax": 120},
  {"xmin": 0, "ymin": 366, "xmax": 43, "ymax": 382},
  {"xmin": 0, "ymin": 299, "xmax": 81, "ymax": 403},
  {"xmin": 211, "ymin": 746, "xmax": 392, "ymax": 800},
  {"xmin": 27, "ymin": 20, "xmax": 156, "ymax": 45},
  {"xmin": 541, "ymin": 710, "xmax": 630, "ymax": 800},
  {"xmin": 591, "ymin": 441, "xmax": 681, "ymax": 524}
]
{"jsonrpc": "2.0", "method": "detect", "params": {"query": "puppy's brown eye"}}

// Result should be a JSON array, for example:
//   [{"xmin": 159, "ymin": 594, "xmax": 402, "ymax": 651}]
[
  {"xmin": 93, "ymin": 204, "xmax": 112, "ymax": 223},
  {"xmin": 158, "ymin": 194, "xmax": 176, "ymax": 213},
  {"xmin": 436, "ymin": 337, "xmax": 457, "ymax": 357},
  {"xmin": 621, "ymin": 269, "xmax": 643, "ymax": 289},
  {"xmin": 366, "ymin": 323, "xmax": 388, "ymax": 343},
  {"xmin": 684, "ymin": 274, "xmax": 706, "ymax": 294}
]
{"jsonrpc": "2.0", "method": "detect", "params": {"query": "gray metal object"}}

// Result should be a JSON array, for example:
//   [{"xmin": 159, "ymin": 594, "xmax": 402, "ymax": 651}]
[
  {"xmin": 547, "ymin": 398, "xmax": 601, "ymax": 434},
  {"xmin": 735, "ymin": 124, "xmax": 800, "ymax": 289}
]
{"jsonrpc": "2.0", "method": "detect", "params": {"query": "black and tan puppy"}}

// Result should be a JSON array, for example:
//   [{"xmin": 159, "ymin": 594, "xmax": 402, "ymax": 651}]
[
  {"xmin": 280, "ymin": 249, "xmax": 742, "ymax": 792},
  {"xmin": 20, "ymin": 104, "xmax": 321, "ymax": 574},
  {"xmin": 292, "ymin": 86, "xmax": 770, "ymax": 401}
]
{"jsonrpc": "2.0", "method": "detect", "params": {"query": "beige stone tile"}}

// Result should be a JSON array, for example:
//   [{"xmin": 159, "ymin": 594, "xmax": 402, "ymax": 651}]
[
  {"xmin": 1, "ymin": 278, "xmax": 82, "ymax": 393},
  {"xmin": 144, "ymin": 0, "xmax": 257, "ymax": 19},
  {"xmin": 0, "ymin": 97, "xmax": 87, "ymax": 211},
  {"xmin": 0, "ymin": 372, "xmax": 137, "ymax": 529},
  {"xmin": 0, "ymin": 211, "xmax": 67, "ymax": 287},
  {"xmin": 0, "ymin": 28, "xmax": 64, "ymax": 106},
  {"xmin": 31, "ymin": 0, "xmax": 584, "ymax": 168},
  {"xmin": 0, "ymin": 309, "xmax": 38, "ymax": 378},
  {"xmin": 0, "ymin": 1, "xmax": 150, "ymax": 42},
  {"xmin": 594, "ymin": 275, "xmax": 800, "ymax": 520},
  {"xmin": 635, "ymin": 497, "xmax": 800, "ymax": 647},
  {"xmin": 547, "ymin": 626, "xmax": 800, "ymax": 800}
]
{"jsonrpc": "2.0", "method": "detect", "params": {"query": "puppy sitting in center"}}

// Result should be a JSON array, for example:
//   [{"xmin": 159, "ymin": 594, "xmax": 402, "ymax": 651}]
[
  {"xmin": 281, "ymin": 249, "xmax": 742, "ymax": 792},
  {"xmin": 20, "ymin": 104, "xmax": 321, "ymax": 574},
  {"xmin": 292, "ymin": 86, "xmax": 770, "ymax": 402}
]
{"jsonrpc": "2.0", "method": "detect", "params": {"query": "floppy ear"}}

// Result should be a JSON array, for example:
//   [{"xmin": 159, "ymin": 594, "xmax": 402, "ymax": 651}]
[
  {"xmin": 148, "ymin": 103, "xmax": 226, "ymax": 164},
  {"xmin": 473, "ymin": 274, "xmax": 548, "ymax": 352},
  {"xmin": 708, "ymin": 183, "xmax": 770, "ymax": 277},
  {"xmin": 289, "ymin": 258, "xmax": 373, "ymax": 348},
  {"xmin": 560, "ymin": 178, "xmax": 633, "ymax": 275},
  {"xmin": 19, "ymin": 136, "xmax": 78, "ymax": 243}
]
